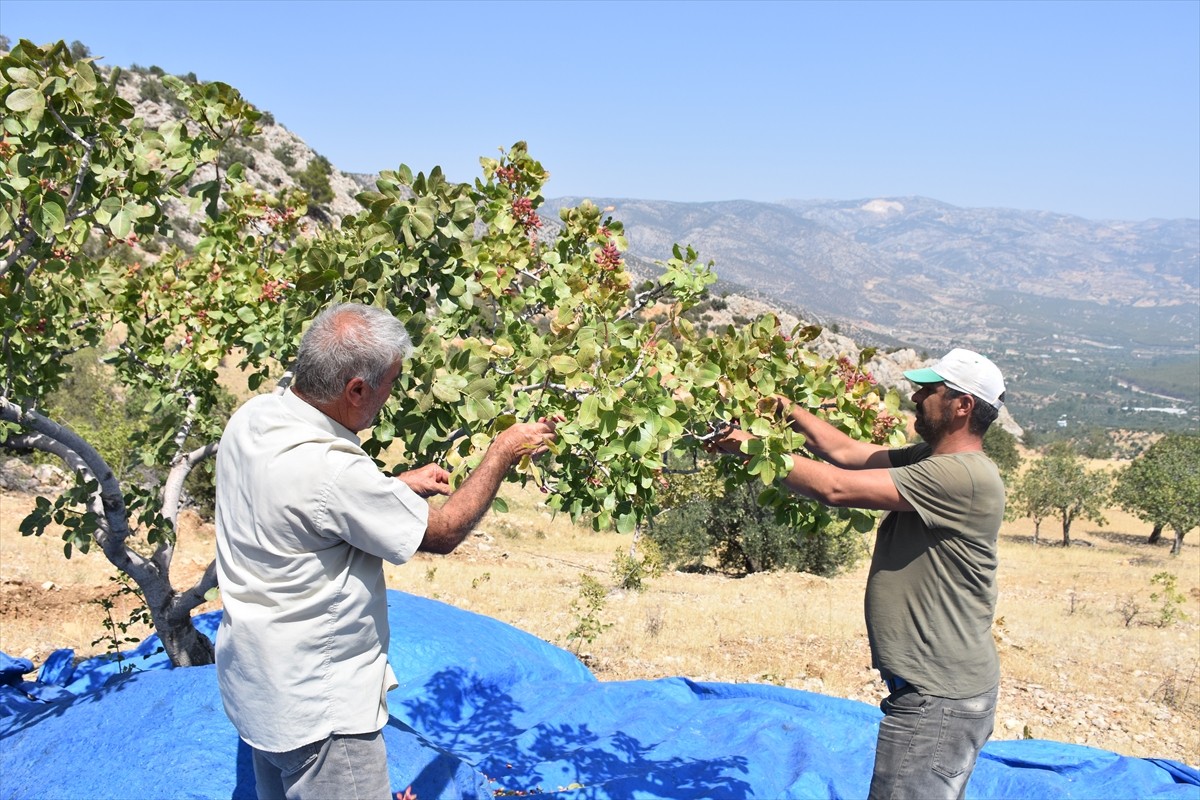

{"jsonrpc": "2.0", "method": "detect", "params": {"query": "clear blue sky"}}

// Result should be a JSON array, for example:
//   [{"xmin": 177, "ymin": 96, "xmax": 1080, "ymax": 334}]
[{"xmin": 3, "ymin": 0, "xmax": 1198, "ymax": 220}]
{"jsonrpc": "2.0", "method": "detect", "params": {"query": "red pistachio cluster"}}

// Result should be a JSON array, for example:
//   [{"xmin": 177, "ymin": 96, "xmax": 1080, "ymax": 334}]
[
  {"xmin": 594, "ymin": 243, "xmax": 621, "ymax": 271},
  {"xmin": 258, "ymin": 278, "xmax": 288, "ymax": 303},
  {"xmin": 835, "ymin": 356, "xmax": 875, "ymax": 390},
  {"xmin": 872, "ymin": 410, "xmax": 900, "ymax": 443},
  {"xmin": 261, "ymin": 206, "xmax": 297, "ymax": 229},
  {"xmin": 511, "ymin": 197, "xmax": 541, "ymax": 235},
  {"xmin": 495, "ymin": 165, "xmax": 518, "ymax": 186}
]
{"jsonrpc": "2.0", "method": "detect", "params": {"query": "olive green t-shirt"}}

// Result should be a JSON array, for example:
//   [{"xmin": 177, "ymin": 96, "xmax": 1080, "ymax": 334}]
[{"xmin": 864, "ymin": 443, "xmax": 1004, "ymax": 699}]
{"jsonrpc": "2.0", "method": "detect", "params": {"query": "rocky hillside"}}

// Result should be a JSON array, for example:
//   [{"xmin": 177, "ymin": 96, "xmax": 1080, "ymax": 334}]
[{"xmin": 540, "ymin": 196, "xmax": 1198, "ymax": 350}]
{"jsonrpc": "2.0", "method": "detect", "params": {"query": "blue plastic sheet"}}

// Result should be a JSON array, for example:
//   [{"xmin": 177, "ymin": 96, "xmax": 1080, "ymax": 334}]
[{"xmin": 2, "ymin": 590, "xmax": 1197, "ymax": 799}]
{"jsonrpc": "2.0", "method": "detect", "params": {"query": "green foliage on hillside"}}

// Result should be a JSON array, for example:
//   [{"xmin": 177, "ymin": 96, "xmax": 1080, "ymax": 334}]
[
  {"xmin": 295, "ymin": 153, "xmax": 333, "ymax": 205},
  {"xmin": 1011, "ymin": 442, "xmax": 1111, "ymax": 546},
  {"xmin": 648, "ymin": 456, "xmax": 867, "ymax": 576}
]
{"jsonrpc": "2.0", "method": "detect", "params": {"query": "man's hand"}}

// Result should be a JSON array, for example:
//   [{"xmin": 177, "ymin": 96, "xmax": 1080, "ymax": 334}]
[
  {"xmin": 708, "ymin": 425, "xmax": 754, "ymax": 456},
  {"xmin": 496, "ymin": 417, "xmax": 559, "ymax": 462},
  {"xmin": 396, "ymin": 463, "xmax": 452, "ymax": 497},
  {"xmin": 418, "ymin": 417, "xmax": 560, "ymax": 555}
]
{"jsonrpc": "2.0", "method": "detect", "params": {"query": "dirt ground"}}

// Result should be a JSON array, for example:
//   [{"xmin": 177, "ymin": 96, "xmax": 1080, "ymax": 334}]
[{"xmin": 1, "ymin": 486, "xmax": 1198, "ymax": 768}]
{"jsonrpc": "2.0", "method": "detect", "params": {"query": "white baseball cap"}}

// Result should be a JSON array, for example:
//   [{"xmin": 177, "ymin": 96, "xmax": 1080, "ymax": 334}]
[{"xmin": 904, "ymin": 348, "xmax": 1006, "ymax": 409}]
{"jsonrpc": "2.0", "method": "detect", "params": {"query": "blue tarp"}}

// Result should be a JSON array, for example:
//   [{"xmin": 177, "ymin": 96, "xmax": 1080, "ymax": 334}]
[{"xmin": 1, "ymin": 590, "xmax": 1197, "ymax": 799}]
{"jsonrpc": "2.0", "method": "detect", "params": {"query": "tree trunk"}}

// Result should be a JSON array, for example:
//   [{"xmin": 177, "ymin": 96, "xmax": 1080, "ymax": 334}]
[
  {"xmin": 140, "ymin": 569, "xmax": 217, "ymax": 667},
  {"xmin": 2, "ymin": 401, "xmax": 218, "ymax": 668},
  {"xmin": 1032, "ymin": 518, "xmax": 1041, "ymax": 545},
  {"xmin": 1148, "ymin": 523, "xmax": 1163, "ymax": 545},
  {"xmin": 1172, "ymin": 526, "xmax": 1186, "ymax": 556},
  {"xmin": 153, "ymin": 604, "xmax": 216, "ymax": 666},
  {"xmin": 1061, "ymin": 512, "xmax": 1072, "ymax": 547}
]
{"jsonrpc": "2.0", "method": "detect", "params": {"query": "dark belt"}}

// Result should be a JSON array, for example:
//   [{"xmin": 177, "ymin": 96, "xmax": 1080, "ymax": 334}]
[{"xmin": 884, "ymin": 675, "xmax": 908, "ymax": 693}]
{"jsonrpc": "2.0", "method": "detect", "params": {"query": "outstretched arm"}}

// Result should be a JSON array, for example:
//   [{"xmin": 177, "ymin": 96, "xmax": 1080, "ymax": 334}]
[
  {"xmin": 419, "ymin": 420, "xmax": 557, "ymax": 554},
  {"xmin": 773, "ymin": 396, "xmax": 893, "ymax": 470},
  {"xmin": 713, "ymin": 396, "xmax": 912, "ymax": 512},
  {"xmin": 713, "ymin": 426, "xmax": 913, "ymax": 512}
]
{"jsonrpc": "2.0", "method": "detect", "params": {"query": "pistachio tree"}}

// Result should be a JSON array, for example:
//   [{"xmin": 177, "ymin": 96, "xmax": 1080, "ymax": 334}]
[
  {"xmin": 1, "ymin": 40, "xmax": 902, "ymax": 667},
  {"xmin": 1013, "ymin": 443, "xmax": 1111, "ymax": 546},
  {"xmin": 1, "ymin": 39, "xmax": 269, "ymax": 665},
  {"xmin": 1112, "ymin": 434, "xmax": 1200, "ymax": 555}
]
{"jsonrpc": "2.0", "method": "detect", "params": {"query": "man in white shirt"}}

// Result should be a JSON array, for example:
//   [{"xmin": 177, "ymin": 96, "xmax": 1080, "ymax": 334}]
[{"xmin": 214, "ymin": 303, "xmax": 557, "ymax": 800}]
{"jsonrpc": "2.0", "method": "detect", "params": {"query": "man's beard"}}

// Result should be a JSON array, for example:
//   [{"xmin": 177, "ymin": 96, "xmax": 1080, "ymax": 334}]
[{"xmin": 914, "ymin": 404, "xmax": 951, "ymax": 444}]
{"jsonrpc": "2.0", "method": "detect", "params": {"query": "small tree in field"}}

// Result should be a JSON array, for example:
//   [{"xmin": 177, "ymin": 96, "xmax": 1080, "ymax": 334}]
[
  {"xmin": 2, "ymin": 40, "xmax": 903, "ymax": 666},
  {"xmin": 1013, "ymin": 443, "xmax": 1110, "ymax": 547},
  {"xmin": 1113, "ymin": 435, "xmax": 1200, "ymax": 556}
]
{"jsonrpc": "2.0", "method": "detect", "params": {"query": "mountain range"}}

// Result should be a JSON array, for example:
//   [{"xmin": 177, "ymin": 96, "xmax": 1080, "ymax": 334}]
[{"xmin": 539, "ymin": 196, "xmax": 1199, "ymax": 436}]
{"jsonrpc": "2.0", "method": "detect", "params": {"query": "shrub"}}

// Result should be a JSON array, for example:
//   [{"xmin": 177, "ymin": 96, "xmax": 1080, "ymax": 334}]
[
  {"xmin": 295, "ymin": 154, "xmax": 334, "ymax": 205},
  {"xmin": 611, "ymin": 539, "xmax": 663, "ymax": 592},
  {"xmin": 272, "ymin": 143, "xmax": 296, "ymax": 168},
  {"xmin": 648, "ymin": 461, "xmax": 865, "ymax": 577}
]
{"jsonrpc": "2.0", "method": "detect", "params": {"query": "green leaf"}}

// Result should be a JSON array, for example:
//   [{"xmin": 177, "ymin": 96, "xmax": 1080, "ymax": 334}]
[
  {"xmin": 75, "ymin": 59, "xmax": 97, "ymax": 91},
  {"xmin": 492, "ymin": 497, "xmax": 509, "ymax": 513},
  {"xmin": 31, "ymin": 194, "xmax": 67, "ymax": 238},
  {"xmin": 693, "ymin": 362, "xmax": 721, "ymax": 387},
  {"xmin": 108, "ymin": 206, "xmax": 133, "ymax": 239},
  {"xmin": 203, "ymin": 586, "xmax": 221, "ymax": 602},
  {"xmin": 431, "ymin": 380, "xmax": 462, "ymax": 403},
  {"xmin": 549, "ymin": 355, "xmax": 579, "ymax": 376},
  {"xmin": 577, "ymin": 394, "xmax": 600, "ymax": 428},
  {"xmin": 5, "ymin": 87, "xmax": 43, "ymax": 113}
]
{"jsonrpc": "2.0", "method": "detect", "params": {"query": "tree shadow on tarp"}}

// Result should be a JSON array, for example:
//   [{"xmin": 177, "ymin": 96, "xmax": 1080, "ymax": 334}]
[{"xmin": 397, "ymin": 667, "xmax": 753, "ymax": 799}]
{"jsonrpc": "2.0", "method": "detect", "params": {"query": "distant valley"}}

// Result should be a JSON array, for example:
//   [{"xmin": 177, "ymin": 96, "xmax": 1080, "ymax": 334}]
[{"xmin": 542, "ymin": 196, "xmax": 1199, "ymax": 438}]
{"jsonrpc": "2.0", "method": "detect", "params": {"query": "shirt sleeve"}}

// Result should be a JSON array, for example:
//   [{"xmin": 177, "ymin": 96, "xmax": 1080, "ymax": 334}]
[
  {"xmin": 317, "ymin": 448, "xmax": 429, "ymax": 564},
  {"xmin": 888, "ymin": 448, "xmax": 977, "ymax": 535}
]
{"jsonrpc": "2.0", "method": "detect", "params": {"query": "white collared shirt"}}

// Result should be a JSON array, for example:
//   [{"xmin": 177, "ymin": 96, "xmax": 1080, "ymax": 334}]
[{"xmin": 214, "ymin": 389, "xmax": 428, "ymax": 752}]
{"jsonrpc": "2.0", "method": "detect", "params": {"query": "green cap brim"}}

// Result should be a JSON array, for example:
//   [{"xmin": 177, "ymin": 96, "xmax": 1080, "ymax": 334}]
[{"xmin": 903, "ymin": 367, "xmax": 944, "ymax": 385}]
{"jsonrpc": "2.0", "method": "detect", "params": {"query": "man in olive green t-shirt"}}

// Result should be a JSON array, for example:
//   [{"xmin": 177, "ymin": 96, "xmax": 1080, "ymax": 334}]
[{"xmin": 713, "ymin": 348, "xmax": 1007, "ymax": 800}]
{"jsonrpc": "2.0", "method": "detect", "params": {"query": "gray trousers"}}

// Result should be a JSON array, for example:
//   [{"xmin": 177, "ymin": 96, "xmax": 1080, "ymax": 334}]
[
  {"xmin": 868, "ymin": 684, "xmax": 998, "ymax": 800},
  {"xmin": 251, "ymin": 731, "xmax": 392, "ymax": 800}
]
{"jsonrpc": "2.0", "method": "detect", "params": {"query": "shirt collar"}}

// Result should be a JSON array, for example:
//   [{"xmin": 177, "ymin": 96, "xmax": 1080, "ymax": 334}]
[{"xmin": 282, "ymin": 388, "xmax": 360, "ymax": 445}]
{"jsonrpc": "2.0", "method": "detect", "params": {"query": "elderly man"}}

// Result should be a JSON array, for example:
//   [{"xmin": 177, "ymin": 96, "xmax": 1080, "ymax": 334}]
[
  {"xmin": 214, "ymin": 303, "xmax": 557, "ymax": 800},
  {"xmin": 713, "ymin": 348, "xmax": 1007, "ymax": 800}
]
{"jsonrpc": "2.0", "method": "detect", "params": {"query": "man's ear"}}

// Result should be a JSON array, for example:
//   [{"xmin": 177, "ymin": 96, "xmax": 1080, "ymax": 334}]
[
  {"xmin": 344, "ymin": 377, "xmax": 370, "ymax": 405},
  {"xmin": 953, "ymin": 392, "xmax": 975, "ymax": 419}
]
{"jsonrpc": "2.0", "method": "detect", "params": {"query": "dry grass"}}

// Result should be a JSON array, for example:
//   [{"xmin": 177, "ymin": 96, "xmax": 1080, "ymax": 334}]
[{"xmin": 2, "ymin": 483, "xmax": 1197, "ymax": 766}]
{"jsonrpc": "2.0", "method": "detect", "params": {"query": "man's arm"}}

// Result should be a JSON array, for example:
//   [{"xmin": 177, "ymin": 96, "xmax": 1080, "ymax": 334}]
[
  {"xmin": 776, "ymin": 397, "xmax": 893, "ymax": 470},
  {"xmin": 781, "ymin": 453, "xmax": 914, "ymax": 512},
  {"xmin": 714, "ymin": 426, "xmax": 914, "ymax": 512},
  {"xmin": 419, "ymin": 420, "xmax": 556, "ymax": 554}
]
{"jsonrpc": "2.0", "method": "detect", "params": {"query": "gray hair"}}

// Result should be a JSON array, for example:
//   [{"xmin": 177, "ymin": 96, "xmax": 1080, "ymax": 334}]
[{"xmin": 291, "ymin": 304, "xmax": 413, "ymax": 403}]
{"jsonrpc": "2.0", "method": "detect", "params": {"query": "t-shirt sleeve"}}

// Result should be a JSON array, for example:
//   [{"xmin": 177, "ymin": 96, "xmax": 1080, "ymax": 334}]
[
  {"xmin": 889, "ymin": 450, "xmax": 977, "ymax": 534},
  {"xmin": 318, "ymin": 450, "xmax": 429, "ymax": 564}
]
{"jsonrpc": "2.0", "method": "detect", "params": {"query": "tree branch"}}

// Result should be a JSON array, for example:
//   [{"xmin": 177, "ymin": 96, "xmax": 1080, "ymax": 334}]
[
  {"xmin": 1, "ymin": 398, "xmax": 147, "ymax": 573},
  {"xmin": 155, "ymin": 440, "xmax": 218, "ymax": 568},
  {"xmin": 170, "ymin": 560, "xmax": 218, "ymax": 620}
]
